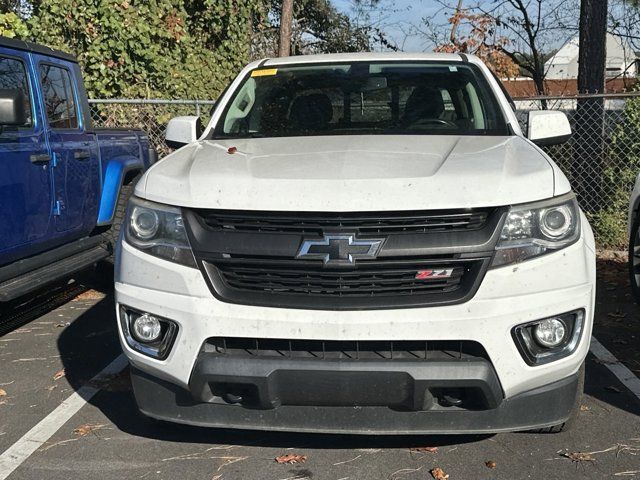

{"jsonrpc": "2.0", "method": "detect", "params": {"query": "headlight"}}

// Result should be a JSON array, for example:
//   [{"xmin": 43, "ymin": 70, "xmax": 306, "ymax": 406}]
[
  {"xmin": 124, "ymin": 196, "xmax": 196, "ymax": 267},
  {"xmin": 491, "ymin": 194, "xmax": 580, "ymax": 267}
]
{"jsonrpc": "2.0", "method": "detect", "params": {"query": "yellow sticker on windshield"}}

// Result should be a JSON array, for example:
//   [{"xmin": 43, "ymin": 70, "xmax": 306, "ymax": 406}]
[{"xmin": 251, "ymin": 68, "xmax": 278, "ymax": 77}]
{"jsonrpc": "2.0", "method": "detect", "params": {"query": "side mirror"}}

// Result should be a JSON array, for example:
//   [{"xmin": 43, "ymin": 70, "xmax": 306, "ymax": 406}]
[
  {"xmin": 527, "ymin": 110, "xmax": 571, "ymax": 146},
  {"xmin": 165, "ymin": 116, "xmax": 202, "ymax": 149},
  {"xmin": 0, "ymin": 89, "xmax": 28, "ymax": 126}
]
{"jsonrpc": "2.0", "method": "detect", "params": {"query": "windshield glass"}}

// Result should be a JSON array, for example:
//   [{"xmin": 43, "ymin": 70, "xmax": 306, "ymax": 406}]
[{"xmin": 212, "ymin": 61, "xmax": 509, "ymax": 139}]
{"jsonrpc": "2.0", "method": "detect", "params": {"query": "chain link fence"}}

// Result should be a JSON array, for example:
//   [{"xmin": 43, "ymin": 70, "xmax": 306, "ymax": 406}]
[
  {"xmin": 88, "ymin": 99, "xmax": 216, "ymax": 157},
  {"xmin": 88, "ymin": 95, "xmax": 640, "ymax": 248}
]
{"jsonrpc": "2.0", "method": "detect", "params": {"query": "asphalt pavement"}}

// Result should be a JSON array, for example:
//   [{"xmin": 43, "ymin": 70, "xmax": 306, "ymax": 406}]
[{"xmin": 0, "ymin": 256, "xmax": 639, "ymax": 480}]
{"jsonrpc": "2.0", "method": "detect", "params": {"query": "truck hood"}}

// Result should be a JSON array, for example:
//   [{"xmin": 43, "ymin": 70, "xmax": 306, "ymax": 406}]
[{"xmin": 139, "ymin": 135, "xmax": 560, "ymax": 211}]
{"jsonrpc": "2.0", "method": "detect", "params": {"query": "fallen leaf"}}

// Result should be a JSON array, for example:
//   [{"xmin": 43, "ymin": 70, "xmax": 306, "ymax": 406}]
[
  {"xmin": 73, "ymin": 424, "xmax": 106, "ymax": 437},
  {"xmin": 431, "ymin": 467, "xmax": 449, "ymax": 479},
  {"xmin": 53, "ymin": 369, "xmax": 65, "ymax": 381},
  {"xmin": 580, "ymin": 405, "xmax": 590, "ymax": 411},
  {"xmin": 73, "ymin": 289, "xmax": 104, "ymax": 301},
  {"xmin": 275, "ymin": 453, "xmax": 307, "ymax": 464},
  {"xmin": 607, "ymin": 312, "xmax": 627, "ymax": 319},
  {"xmin": 605, "ymin": 385, "xmax": 622, "ymax": 393},
  {"xmin": 0, "ymin": 389, "xmax": 6, "ymax": 397},
  {"xmin": 485, "ymin": 460, "xmax": 497, "ymax": 469},
  {"xmin": 410, "ymin": 446, "xmax": 438, "ymax": 453},
  {"xmin": 559, "ymin": 451, "xmax": 595, "ymax": 463}
]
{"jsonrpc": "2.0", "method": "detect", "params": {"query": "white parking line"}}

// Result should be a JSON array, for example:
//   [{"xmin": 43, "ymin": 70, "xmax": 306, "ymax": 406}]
[
  {"xmin": 0, "ymin": 354, "xmax": 127, "ymax": 480},
  {"xmin": 590, "ymin": 336, "xmax": 640, "ymax": 400}
]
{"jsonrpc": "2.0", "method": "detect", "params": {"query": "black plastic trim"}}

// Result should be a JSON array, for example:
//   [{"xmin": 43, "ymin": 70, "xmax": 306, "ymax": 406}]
[
  {"xmin": 189, "ymin": 351, "xmax": 502, "ymax": 410},
  {"xmin": 0, "ymin": 244, "xmax": 108, "ymax": 301},
  {"xmin": 131, "ymin": 366, "xmax": 581, "ymax": 434},
  {"xmin": 0, "ymin": 235, "xmax": 104, "ymax": 283}
]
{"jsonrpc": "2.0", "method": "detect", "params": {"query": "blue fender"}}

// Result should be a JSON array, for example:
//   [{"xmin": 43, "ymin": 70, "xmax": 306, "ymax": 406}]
[{"xmin": 96, "ymin": 157, "xmax": 143, "ymax": 226}]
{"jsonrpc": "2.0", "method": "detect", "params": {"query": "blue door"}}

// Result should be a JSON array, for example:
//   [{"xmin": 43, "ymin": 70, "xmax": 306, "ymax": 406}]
[
  {"xmin": 36, "ymin": 59, "xmax": 100, "ymax": 236},
  {"xmin": 0, "ymin": 49, "xmax": 53, "ymax": 265}
]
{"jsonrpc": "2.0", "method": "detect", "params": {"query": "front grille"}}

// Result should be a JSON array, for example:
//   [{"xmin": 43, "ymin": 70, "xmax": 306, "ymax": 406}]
[
  {"xmin": 204, "ymin": 337, "xmax": 489, "ymax": 362},
  {"xmin": 195, "ymin": 208, "xmax": 492, "ymax": 235},
  {"xmin": 184, "ymin": 207, "xmax": 504, "ymax": 310},
  {"xmin": 203, "ymin": 256, "xmax": 487, "ymax": 309},
  {"xmin": 211, "ymin": 258, "xmax": 466, "ymax": 297}
]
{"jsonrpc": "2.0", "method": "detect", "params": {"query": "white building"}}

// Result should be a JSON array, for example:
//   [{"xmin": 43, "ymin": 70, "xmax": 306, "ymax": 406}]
[{"xmin": 545, "ymin": 33, "xmax": 637, "ymax": 80}]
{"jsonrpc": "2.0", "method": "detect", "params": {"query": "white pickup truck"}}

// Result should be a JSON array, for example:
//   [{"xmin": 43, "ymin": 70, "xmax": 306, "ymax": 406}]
[{"xmin": 115, "ymin": 52, "xmax": 596, "ymax": 434}]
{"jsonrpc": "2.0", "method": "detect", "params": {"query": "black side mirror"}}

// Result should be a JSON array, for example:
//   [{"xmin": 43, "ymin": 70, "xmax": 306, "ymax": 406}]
[{"xmin": 0, "ymin": 89, "xmax": 28, "ymax": 126}]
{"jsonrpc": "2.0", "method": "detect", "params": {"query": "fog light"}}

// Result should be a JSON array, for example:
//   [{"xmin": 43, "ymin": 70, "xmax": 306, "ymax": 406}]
[
  {"xmin": 119, "ymin": 306, "xmax": 178, "ymax": 360},
  {"xmin": 132, "ymin": 313, "xmax": 162, "ymax": 343},
  {"xmin": 533, "ymin": 318, "xmax": 566, "ymax": 348},
  {"xmin": 512, "ymin": 310, "xmax": 585, "ymax": 366}
]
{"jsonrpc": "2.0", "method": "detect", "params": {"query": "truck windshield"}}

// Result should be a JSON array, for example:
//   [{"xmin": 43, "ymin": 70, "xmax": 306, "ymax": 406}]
[{"xmin": 212, "ymin": 61, "xmax": 509, "ymax": 139}]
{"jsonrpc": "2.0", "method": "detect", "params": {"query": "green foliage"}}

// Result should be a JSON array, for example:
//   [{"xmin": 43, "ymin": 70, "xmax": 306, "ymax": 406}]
[
  {"xmin": 589, "ymin": 96, "xmax": 640, "ymax": 249},
  {"xmin": 0, "ymin": 12, "xmax": 30, "ymax": 38},
  {"xmin": 29, "ymin": 0, "xmax": 267, "ymax": 99}
]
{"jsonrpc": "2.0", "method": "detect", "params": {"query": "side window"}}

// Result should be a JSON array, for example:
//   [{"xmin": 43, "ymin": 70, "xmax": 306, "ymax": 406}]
[
  {"xmin": 0, "ymin": 56, "xmax": 32, "ymax": 127},
  {"xmin": 39, "ymin": 64, "xmax": 78, "ymax": 129}
]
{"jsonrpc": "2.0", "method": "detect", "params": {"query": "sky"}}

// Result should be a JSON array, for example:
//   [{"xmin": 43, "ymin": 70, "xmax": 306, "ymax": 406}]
[{"xmin": 332, "ymin": 0, "xmax": 446, "ymax": 52}]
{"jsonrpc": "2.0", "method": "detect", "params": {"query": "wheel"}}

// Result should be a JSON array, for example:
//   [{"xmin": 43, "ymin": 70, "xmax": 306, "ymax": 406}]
[
  {"xmin": 530, "ymin": 362, "xmax": 585, "ymax": 433},
  {"xmin": 629, "ymin": 213, "xmax": 640, "ymax": 303},
  {"xmin": 101, "ymin": 172, "xmax": 141, "ymax": 263}
]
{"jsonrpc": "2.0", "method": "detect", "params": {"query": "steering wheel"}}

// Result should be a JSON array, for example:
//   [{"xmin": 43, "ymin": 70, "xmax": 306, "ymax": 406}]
[{"xmin": 410, "ymin": 118, "xmax": 458, "ymax": 128}]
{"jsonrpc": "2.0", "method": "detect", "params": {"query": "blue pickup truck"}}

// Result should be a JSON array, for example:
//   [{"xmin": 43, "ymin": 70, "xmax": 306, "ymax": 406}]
[{"xmin": 0, "ymin": 37, "xmax": 154, "ymax": 302}]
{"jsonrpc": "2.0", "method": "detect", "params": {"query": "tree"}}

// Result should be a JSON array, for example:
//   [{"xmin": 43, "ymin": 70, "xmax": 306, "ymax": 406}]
[
  {"xmin": 434, "ymin": 10, "xmax": 520, "ymax": 78},
  {"xmin": 421, "ymin": 0, "xmax": 575, "ymax": 97},
  {"xmin": 0, "ymin": 11, "xmax": 29, "ymax": 38},
  {"xmin": 572, "ymin": 0, "xmax": 608, "ymax": 211},
  {"xmin": 279, "ymin": 0, "xmax": 294, "ymax": 56},
  {"xmin": 253, "ymin": 0, "xmax": 388, "ymax": 58},
  {"xmin": 29, "ymin": 0, "xmax": 267, "ymax": 99}
]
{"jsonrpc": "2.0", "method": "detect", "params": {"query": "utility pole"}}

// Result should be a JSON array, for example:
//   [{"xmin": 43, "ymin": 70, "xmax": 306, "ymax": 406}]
[
  {"xmin": 279, "ymin": 0, "xmax": 294, "ymax": 57},
  {"xmin": 572, "ymin": 0, "xmax": 608, "ymax": 212}
]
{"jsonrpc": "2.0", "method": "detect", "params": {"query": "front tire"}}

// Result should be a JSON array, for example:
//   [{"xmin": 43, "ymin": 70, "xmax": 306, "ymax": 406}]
[{"xmin": 629, "ymin": 213, "xmax": 640, "ymax": 303}]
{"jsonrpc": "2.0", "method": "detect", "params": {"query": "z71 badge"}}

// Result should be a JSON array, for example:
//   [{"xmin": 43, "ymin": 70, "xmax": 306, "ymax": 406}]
[{"xmin": 415, "ymin": 269, "xmax": 454, "ymax": 280}]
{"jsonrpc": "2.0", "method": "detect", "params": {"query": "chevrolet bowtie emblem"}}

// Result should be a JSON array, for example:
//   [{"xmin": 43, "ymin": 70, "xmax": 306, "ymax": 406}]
[{"xmin": 296, "ymin": 234, "xmax": 384, "ymax": 266}]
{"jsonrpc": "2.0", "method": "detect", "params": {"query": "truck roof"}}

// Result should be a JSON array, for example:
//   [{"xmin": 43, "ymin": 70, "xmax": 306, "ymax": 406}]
[
  {"xmin": 0, "ymin": 36, "xmax": 77, "ymax": 63},
  {"xmin": 262, "ymin": 51, "xmax": 472, "ymax": 67}
]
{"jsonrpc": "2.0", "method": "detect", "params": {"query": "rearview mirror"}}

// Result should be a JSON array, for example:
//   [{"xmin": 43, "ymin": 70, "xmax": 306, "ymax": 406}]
[
  {"xmin": 166, "ymin": 116, "xmax": 202, "ymax": 149},
  {"xmin": 0, "ymin": 89, "xmax": 28, "ymax": 126},
  {"xmin": 527, "ymin": 110, "xmax": 571, "ymax": 146}
]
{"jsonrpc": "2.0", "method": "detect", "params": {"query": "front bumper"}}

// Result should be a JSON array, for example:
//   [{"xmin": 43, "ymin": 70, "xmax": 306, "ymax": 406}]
[
  {"xmin": 132, "ymin": 365, "xmax": 581, "ymax": 434},
  {"xmin": 115, "ymin": 214, "xmax": 596, "ymax": 432}
]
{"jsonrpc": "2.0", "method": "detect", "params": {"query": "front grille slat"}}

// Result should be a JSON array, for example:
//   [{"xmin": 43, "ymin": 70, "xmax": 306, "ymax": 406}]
[
  {"xmin": 205, "ymin": 337, "xmax": 489, "ymax": 362},
  {"xmin": 221, "ymin": 268, "xmax": 464, "ymax": 285},
  {"xmin": 197, "ymin": 209, "xmax": 492, "ymax": 235}
]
